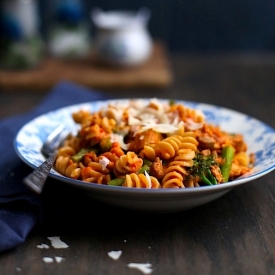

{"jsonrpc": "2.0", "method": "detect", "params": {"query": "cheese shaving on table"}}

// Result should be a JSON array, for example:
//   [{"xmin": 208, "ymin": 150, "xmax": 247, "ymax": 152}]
[
  {"xmin": 47, "ymin": 237, "xmax": 69, "ymax": 249},
  {"xmin": 127, "ymin": 263, "xmax": 153, "ymax": 274},
  {"xmin": 107, "ymin": 250, "xmax": 122, "ymax": 260}
]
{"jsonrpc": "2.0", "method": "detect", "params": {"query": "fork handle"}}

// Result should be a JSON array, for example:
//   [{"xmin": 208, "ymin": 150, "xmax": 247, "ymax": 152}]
[{"xmin": 23, "ymin": 152, "xmax": 57, "ymax": 194}]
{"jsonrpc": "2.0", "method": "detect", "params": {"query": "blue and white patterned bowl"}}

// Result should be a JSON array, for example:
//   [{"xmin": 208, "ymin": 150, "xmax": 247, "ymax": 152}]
[{"xmin": 14, "ymin": 99, "xmax": 275, "ymax": 212}]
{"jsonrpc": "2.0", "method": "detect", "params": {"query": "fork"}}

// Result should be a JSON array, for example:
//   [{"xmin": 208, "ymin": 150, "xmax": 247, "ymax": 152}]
[{"xmin": 23, "ymin": 125, "xmax": 70, "ymax": 194}]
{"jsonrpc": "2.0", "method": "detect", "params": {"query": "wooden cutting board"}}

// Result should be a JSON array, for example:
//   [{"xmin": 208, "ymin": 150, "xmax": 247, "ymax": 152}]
[{"xmin": 0, "ymin": 41, "xmax": 173, "ymax": 92}]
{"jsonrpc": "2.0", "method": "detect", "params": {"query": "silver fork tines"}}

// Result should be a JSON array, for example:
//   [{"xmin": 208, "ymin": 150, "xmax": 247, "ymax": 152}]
[
  {"xmin": 41, "ymin": 125, "xmax": 68, "ymax": 157},
  {"xmin": 23, "ymin": 125, "xmax": 69, "ymax": 194}
]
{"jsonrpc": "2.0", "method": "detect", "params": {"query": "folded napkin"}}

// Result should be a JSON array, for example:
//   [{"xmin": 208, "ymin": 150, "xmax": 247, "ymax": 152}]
[{"xmin": 0, "ymin": 81, "xmax": 110, "ymax": 252}]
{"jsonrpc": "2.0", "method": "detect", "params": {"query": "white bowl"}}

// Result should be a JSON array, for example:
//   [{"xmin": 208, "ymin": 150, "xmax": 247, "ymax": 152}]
[{"xmin": 14, "ymin": 99, "xmax": 275, "ymax": 212}]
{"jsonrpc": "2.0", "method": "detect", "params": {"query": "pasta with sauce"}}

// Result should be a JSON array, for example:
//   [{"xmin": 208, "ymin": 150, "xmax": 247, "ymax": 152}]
[{"xmin": 54, "ymin": 98, "xmax": 254, "ymax": 188}]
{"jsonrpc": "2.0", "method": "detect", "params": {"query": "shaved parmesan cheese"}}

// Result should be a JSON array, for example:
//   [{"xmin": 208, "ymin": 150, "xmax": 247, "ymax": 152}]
[
  {"xmin": 47, "ymin": 237, "xmax": 69, "ymax": 249},
  {"xmin": 102, "ymin": 106, "xmax": 123, "ymax": 123},
  {"xmin": 195, "ymin": 109, "xmax": 205, "ymax": 119},
  {"xmin": 43, "ymin": 257, "xmax": 54, "ymax": 263},
  {"xmin": 37, "ymin": 244, "xmax": 50, "ymax": 249},
  {"xmin": 128, "ymin": 115, "xmax": 142, "ymax": 125},
  {"xmin": 110, "ymin": 133, "xmax": 129, "ymax": 150},
  {"xmin": 55, "ymin": 256, "xmax": 65, "ymax": 263},
  {"xmin": 185, "ymin": 119, "xmax": 204, "ymax": 130},
  {"xmin": 42, "ymin": 256, "xmax": 65, "ymax": 263},
  {"xmin": 127, "ymin": 263, "xmax": 153, "ymax": 274},
  {"xmin": 138, "ymin": 123, "xmax": 180, "ymax": 134},
  {"xmin": 141, "ymin": 108, "xmax": 159, "ymax": 117},
  {"xmin": 108, "ymin": 250, "xmax": 122, "ymax": 260},
  {"xmin": 150, "ymin": 97, "xmax": 168, "ymax": 112},
  {"xmin": 99, "ymin": 156, "xmax": 110, "ymax": 170},
  {"xmin": 145, "ymin": 171, "xmax": 151, "ymax": 188},
  {"xmin": 129, "ymin": 99, "xmax": 144, "ymax": 109}
]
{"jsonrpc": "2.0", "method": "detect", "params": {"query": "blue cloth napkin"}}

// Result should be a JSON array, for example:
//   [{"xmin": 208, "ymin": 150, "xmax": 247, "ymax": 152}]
[{"xmin": 0, "ymin": 81, "xmax": 110, "ymax": 252}]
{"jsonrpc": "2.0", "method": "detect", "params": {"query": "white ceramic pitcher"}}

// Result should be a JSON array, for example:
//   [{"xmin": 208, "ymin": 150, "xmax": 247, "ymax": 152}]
[{"xmin": 91, "ymin": 7, "xmax": 153, "ymax": 67}]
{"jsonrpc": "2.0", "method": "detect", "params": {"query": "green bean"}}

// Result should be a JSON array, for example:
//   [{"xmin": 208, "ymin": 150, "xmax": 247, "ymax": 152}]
[
  {"xmin": 107, "ymin": 178, "xmax": 125, "ymax": 186},
  {"xmin": 221, "ymin": 145, "xmax": 235, "ymax": 182},
  {"xmin": 71, "ymin": 148, "xmax": 92, "ymax": 162}
]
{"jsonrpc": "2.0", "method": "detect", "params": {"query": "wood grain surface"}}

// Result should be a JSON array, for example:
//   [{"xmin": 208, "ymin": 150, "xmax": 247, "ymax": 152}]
[{"xmin": 0, "ymin": 41, "xmax": 173, "ymax": 92}]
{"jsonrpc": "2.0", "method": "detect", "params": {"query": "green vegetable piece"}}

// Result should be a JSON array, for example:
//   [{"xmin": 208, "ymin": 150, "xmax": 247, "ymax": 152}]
[
  {"xmin": 221, "ymin": 145, "xmax": 235, "ymax": 182},
  {"xmin": 169, "ymin": 99, "xmax": 175, "ymax": 105},
  {"xmin": 199, "ymin": 173, "xmax": 213, "ymax": 186},
  {"xmin": 138, "ymin": 165, "xmax": 150, "ymax": 174},
  {"xmin": 71, "ymin": 148, "xmax": 92, "ymax": 162},
  {"xmin": 143, "ymin": 159, "xmax": 152, "ymax": 166},
  {"xmin": 100, "ymin": 138, "xmax": 112, "ymax": 152},
  {"xmin": 206, "ymin": 168, "xmax": 217, "ymax": 185},
  {"xmin": 190, "ymin": 153, "xmax": 218, "ymax": 186},
  {"xmin": 107, "ymin": 178, "xmax": 125, "ymax": 186}
]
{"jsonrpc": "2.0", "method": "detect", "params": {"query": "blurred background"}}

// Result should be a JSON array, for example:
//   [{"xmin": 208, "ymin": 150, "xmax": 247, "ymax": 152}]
[
  {"xmin": 1, "ymin": 0, "xmax": 275, "ymax": 97},
  {"xmin": 38, "ymin": 0, "xmax": 275, "ymax": 53}
]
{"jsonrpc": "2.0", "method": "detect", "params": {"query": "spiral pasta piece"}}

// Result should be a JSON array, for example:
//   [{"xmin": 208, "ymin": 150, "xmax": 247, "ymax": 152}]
[
  {"xmin": 80, "ymin": 159, "xmax": 111, "ymax": 184},
  {"xmin": 55, "ymin": 156, "xmax": 81, "ymax": 179},
  {"xmin": 81, "ymin": 167, "xmax": 111, "ymax": 184},
  {"xmin": 101, "ymin": 116, "xmax": 116, "ymax": 134},
  {"xmin": 162, "ymin": 171, "xmax": 184, "ymax": 188},
  {"xmin": 162, "ymin": 149, "xmax": 196, "ymax": 188},
  {"xmin": 82, "ymin": 124, "xmax": 109, "ymax": 146},
  {"xmin": 172, "ymin": 148, "xmax": 196, "ymax": 168},
  {"xmin": 178, "ymin": 132, "xmax": 198, "ymax": 152},
  {"xmin": 139, "ymin": 145, "xmax": 156, "ymax": 161},
  {"xmin": 114, "ymin": 152, "xmax": 143, "ymax": 177},
  {"xmin": 72, "ymin": 109, "xmax": 91, "ymax": 124},
  {"xmin": 154, "ymin": 135, "xmax": 183, "ymax": 160},
  {"xmin": 81, "ymin": 113, "xmax": 116, "ymax": 134},
  {"xmin": 57, "ymin": 145, "xmax": 76, "ymax": 157},
  {"xmin": 123, "ymin": 173, "xmax": 161, "ymax": 188},
  {"xmin": 81, "ymin": 113, "xmax": 101, "ymax": 128},
  {"xmin": 183, "ymin": 177, "xmax": 200, "ymax": 188}
]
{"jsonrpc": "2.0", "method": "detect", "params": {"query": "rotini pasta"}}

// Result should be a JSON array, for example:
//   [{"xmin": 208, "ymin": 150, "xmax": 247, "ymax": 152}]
[
  {"xmin": 114, "ymin": 152, "xmax": 143, "ymax": 177},
  {"xmin": 123, "ymin": 173, "xmax": 161, "ymax": 188},
  {"xmin": 154, "ymin": 135, "xmax": 183, "ymax": 160},
  {"xmin": 139, "ymin": 145, "xmax": 156, "ymax": 161},
  {"xmin": 55, "ymin": 156, "xmax": 81, "ymax": 179},
  {"xmin": 54, "ymin": 98, "xmax": 254, "ymax": 188},
  {"xmin": 162, "ymin": 149, "xmax": 195, "ymax": 188}
]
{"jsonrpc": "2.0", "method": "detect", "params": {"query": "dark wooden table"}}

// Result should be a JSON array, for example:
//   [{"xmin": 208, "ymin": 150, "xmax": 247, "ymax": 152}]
[{"xmin": 1, "ymin": 53, "xmax": 275, "ymax": 275}]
